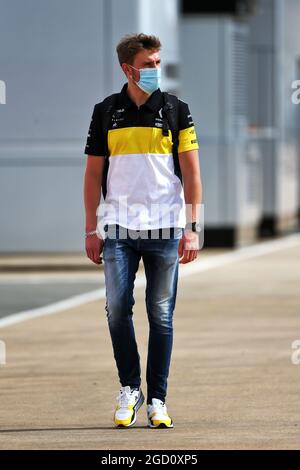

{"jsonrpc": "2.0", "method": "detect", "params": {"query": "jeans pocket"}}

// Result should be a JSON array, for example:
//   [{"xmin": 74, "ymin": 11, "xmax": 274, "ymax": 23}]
[{"xmin": 102, "ymin": 238, "xmax": 115, "ymax": 261}]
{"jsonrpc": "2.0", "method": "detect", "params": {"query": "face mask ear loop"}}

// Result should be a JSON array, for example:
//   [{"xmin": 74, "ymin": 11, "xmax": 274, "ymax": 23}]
[{"xmin": 127, "ymin": 64, "xmax": 139, "ymax": 83}]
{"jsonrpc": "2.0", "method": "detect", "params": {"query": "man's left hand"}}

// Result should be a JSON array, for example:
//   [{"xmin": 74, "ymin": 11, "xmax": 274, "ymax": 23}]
[{"xmin": 178, "ymin": 229, "xmax": 200, "ymax": 264}]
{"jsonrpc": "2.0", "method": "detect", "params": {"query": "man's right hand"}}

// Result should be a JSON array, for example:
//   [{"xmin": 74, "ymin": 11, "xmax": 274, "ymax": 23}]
[{"xmin": 85, "ymin": 234, "xmax": 104, "ymax": 265}]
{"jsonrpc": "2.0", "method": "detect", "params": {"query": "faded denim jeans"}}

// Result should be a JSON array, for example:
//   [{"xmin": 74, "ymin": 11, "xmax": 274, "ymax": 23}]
[{"xmin": 102, "ymin": 224, "xmax": 183, "ymax": 404}]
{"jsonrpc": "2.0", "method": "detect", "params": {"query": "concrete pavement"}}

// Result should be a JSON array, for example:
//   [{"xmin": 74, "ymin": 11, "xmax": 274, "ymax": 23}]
[{"xmin": 0, "ymin": 242, "xmax": 299, "ymax": 449}]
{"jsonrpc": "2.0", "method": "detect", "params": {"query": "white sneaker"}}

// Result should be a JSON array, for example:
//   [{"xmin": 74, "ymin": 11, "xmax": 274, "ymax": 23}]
[
  {"xmin": 114, "ymin": 386, "xmax": 144, "ymax": 427},
  {"xmin": 147, "ymin": 398, "xmax": 174, "ymax": 428}
]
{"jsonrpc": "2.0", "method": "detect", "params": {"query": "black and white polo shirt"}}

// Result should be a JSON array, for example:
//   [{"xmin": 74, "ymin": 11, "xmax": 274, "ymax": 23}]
[{"xmin": 84, "ymin": 82, "xmax": 199, "ymax": 230}]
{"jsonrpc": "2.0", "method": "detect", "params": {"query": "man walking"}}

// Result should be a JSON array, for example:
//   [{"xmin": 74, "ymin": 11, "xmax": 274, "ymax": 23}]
[{"xmin": 84, "ymin": 33, "xmax": 202, "ymax": 428}]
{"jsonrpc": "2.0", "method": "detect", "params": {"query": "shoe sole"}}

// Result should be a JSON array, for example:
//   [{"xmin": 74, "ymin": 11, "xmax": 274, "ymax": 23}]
[
  {"xmin": 115, "ymin": 390, "xmax": 145, "ymax": 428},
  {"xmin": 147, "ymin": 418, "xmax": 174, "ymax": 429}
]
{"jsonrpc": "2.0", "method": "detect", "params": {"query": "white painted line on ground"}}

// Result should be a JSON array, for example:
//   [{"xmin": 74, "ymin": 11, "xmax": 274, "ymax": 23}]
[
  {"xmin": 0, "ymin": 288, "xmax": 105, "ymax": 329},
  {"xmin": 0, "ymin": 273, "xmax": 105, "ymax": 284},
  {"xmin": 178, "ymin": 232, "xmax": 300, "ymax": 278},
  {"xmin": 0, "ymin": 233, "xmax": 299, "ymax": 329}
]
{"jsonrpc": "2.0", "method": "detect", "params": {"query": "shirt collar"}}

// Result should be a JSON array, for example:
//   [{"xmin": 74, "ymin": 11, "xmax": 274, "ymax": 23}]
[{"xmin": 118, "ymin": 82, "xmax": 162, "ymax": 113}]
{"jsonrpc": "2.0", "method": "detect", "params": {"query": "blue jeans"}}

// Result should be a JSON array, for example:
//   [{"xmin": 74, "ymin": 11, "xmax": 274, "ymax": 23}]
[{"xmin": 102, "ymin": 224, "xmax": 183, "ymax": 404}]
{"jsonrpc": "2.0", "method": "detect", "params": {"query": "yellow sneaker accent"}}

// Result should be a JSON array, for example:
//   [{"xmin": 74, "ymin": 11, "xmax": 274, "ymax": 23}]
[
  {"xmin": 151, "ymin": 417, "xmax": 172, "ymax": 427},
  {"xmin": 147, "ymin": 399, "xmax": 174, "ymax": 428},
  {"xmin": 114, "ymin": 386, "xmax": 144, "ymax": 428},
  {"xmin": 114, "ymin": 414, "xmax": 134, "ymax": 427}
]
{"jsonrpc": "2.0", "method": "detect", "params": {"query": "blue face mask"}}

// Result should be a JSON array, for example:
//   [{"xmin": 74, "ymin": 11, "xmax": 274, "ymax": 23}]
[{"xmin": 128, "ymin": 64, "xmax": 161, "ymax": 94}]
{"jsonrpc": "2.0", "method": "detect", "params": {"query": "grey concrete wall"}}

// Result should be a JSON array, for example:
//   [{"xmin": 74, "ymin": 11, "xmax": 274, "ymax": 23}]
[
  {"xmin": 0, "ymin": 0, "xmax": 179, "ymax": 252},
  {"xmin": 248, "ymin": 0, "xmax": 299, "ymax": 230},
  {"xmin": 0, "ymin": 0, "xmax": 106, "ymax": 252},
  {"xmin": 179, "ymin": 15, "xmax": 263, "ymax": 235},
  {"xmin": 180, "ymin": 0, "xmax": 300, "ymax": 241}
]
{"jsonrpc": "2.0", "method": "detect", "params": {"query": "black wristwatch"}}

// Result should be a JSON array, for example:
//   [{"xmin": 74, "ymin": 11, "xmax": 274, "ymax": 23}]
[{"xmin": 185, "ymin": 221, "xmax": 201, "ymax": 233}]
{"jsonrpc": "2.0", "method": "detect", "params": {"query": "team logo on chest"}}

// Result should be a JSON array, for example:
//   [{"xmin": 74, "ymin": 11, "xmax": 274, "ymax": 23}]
[
  {"xmin": 155, "ymin": 107, "xmax": 164, "ymax": 127},
  {"xmin": 111, "ymin": 108, "xmax": 125, "ymax": 128}
]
